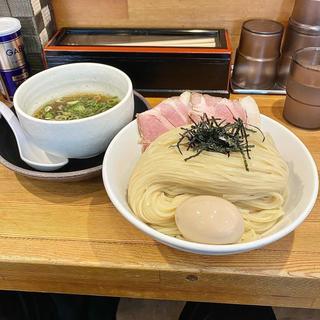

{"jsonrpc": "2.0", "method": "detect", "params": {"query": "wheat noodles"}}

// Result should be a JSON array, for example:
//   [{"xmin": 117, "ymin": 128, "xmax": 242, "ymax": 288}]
[{"xmin": 128, "ymin": 125, "xmax": 289, "ymax": 243}]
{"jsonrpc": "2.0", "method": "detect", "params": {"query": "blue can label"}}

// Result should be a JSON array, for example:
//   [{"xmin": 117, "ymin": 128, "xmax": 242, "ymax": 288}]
[
  {"xmin": 0, "ymin": 66, "xmax": 29, "ymax": 98},
  {"xmin": 0, "ymin": 31, "xmax": 29, "ymax": 99}
]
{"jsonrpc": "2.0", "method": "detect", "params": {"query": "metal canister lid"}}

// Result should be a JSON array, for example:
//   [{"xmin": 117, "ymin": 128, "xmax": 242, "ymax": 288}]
[
  {"xmin": 0, "ymin": 17, "xmax": 21, "ymax": 37},
  {"xmin": 239, "ymin": 19, "xmax": 284, "ymax": 59},
  {"xmin": 243, "ymin": 19, "xmax": 283, "ymax": 35}
]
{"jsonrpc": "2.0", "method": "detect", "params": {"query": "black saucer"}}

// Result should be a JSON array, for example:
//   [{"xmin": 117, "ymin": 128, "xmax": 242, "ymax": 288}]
[{"xmin": 0, "ymin": 91, "xmax": 149, "ymax": 181}]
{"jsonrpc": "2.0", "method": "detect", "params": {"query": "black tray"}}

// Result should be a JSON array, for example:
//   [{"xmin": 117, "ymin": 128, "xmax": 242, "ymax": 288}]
[{"xmin": 0, "ymin": 91, "xmax": 149, "ymax": 182}]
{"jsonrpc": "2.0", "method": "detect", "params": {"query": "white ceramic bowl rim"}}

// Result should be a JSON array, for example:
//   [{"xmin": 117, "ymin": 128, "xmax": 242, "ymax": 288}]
[
  {"xmin": 13, "ymin": 62, "xmax": 133, "ymax": 125},
  {"xmin": 103, "ymin": 116, "xmax": 319, "ymax": 254}
]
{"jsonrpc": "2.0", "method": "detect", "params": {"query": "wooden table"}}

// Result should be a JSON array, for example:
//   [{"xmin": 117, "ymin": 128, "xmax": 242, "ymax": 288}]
[{"xmin": 0, "ymin": 95, "xmax": 319, "ymax": 309}]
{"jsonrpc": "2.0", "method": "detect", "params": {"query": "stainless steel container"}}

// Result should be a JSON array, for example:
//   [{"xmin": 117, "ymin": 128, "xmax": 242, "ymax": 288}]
[
  {"xmin": 277, "ymin": 0, "xmax": 320, "ymax": 87},
  {"xmin": 291, "ymin": 0, "xmax": 320, "ymax": 28},
  {"xmin": 284, "ymin": 94, "xmax": 320, "ymax": 128},
  {"xmin": 283, "ymin": 47, "xmax": 320, "ymax": 129},
  {"xmin": 233, "ymin": 19, "xmax": 283, "ymax": 89},
  {"xmin": 238, "ymin": 20, "xmax": 283, "ymax": 59},
  {"xmin": 233, "ymin": 50, "xmax": 279, "ymax": 89},
  {"xmin": 278, "ymin": 20, "xmax": 320, "ymax": 87}
]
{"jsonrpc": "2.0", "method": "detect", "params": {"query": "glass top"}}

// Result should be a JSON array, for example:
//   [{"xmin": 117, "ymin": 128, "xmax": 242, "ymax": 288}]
[{"xmin": 55, "ymin": 29, "xmax": 221, "ymax": 48}]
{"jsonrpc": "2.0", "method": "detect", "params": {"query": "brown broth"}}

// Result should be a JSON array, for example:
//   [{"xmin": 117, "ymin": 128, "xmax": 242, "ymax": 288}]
[{"xmin": 33, "ymin": 93, "xmax": 120, "ymax": 120}]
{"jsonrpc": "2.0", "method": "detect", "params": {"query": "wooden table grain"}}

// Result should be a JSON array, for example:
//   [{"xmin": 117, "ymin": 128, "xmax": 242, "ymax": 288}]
[{"xmin": 0, "ymin": 95, "xmax": 319, "ymax": 309}]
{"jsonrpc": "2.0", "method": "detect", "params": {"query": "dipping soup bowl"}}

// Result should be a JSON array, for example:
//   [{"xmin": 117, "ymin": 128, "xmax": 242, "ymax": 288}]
[{"xmin": 13, "ymin": 63, "xmax": 134, "ymax": 159}]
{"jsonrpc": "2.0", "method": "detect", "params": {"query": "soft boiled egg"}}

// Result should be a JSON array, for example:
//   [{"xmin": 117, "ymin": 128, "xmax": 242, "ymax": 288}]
[{"xmin": 175, "ymin": 196, "xmax": 244, "ymax": 245}]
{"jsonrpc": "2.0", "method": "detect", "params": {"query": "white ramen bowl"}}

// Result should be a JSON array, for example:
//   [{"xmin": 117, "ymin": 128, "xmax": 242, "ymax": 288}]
[
  {"xmin": 14, "ymin": 63, "xmax": 134, "ymax": 159},
  {"xmin": 103, "ymin": 116, "xmax": 319, "ymax": 255}
]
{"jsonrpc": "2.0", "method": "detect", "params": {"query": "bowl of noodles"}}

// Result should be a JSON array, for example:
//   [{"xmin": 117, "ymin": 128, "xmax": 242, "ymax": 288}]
[{"xmin": 102, "ymin": 94, "xmax": 318, "ymax": 255}]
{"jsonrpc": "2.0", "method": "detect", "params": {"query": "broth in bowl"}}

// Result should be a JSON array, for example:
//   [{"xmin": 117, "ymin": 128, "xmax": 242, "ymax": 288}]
[{"xmin": 33, "ymin": 93, "xmax": 120, "ymax": 121}]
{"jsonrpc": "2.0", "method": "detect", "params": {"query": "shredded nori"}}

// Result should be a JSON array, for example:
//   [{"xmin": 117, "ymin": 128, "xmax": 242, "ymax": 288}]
[{"xmin": 174, "ymin": 114, "xmax": 265, "ymax": 171}]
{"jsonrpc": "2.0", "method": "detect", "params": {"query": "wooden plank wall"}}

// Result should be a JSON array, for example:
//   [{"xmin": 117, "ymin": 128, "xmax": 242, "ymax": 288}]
[{"xmin": 52, "ymin": 0, "xmax": 295, "ymax": 51}]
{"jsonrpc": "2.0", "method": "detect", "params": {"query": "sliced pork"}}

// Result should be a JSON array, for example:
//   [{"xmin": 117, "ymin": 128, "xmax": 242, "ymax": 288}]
[
  {"xmin": 239, "ymin": 96, "xmax": 261, "ymax": 129},
  {"xmin": 137, "ymin": 92, "xmax": 261, "ymax": 150},
  {"xmin": 189, "ymin": 93, "xmax": 223, "ymax": 121},
  {"xmin": 189, "ymin": 95, "xmax": 247, "ymax": 125},
  {"xmin": 137, "ymin": 92, "xmax": 192, "ymax": 150},
  {"xmin": 158, "ymin": 97, "xmax": 190, "ymax": 126},
  {"xmin": 137, "ymin": 109, "xmax": 174, "ymax": 150}
]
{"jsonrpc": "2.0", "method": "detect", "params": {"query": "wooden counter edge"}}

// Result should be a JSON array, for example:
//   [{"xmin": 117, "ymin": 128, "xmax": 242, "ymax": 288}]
[{"xmin": 0, "ymin": 260, "xmax": 319, "ymax": 309}]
